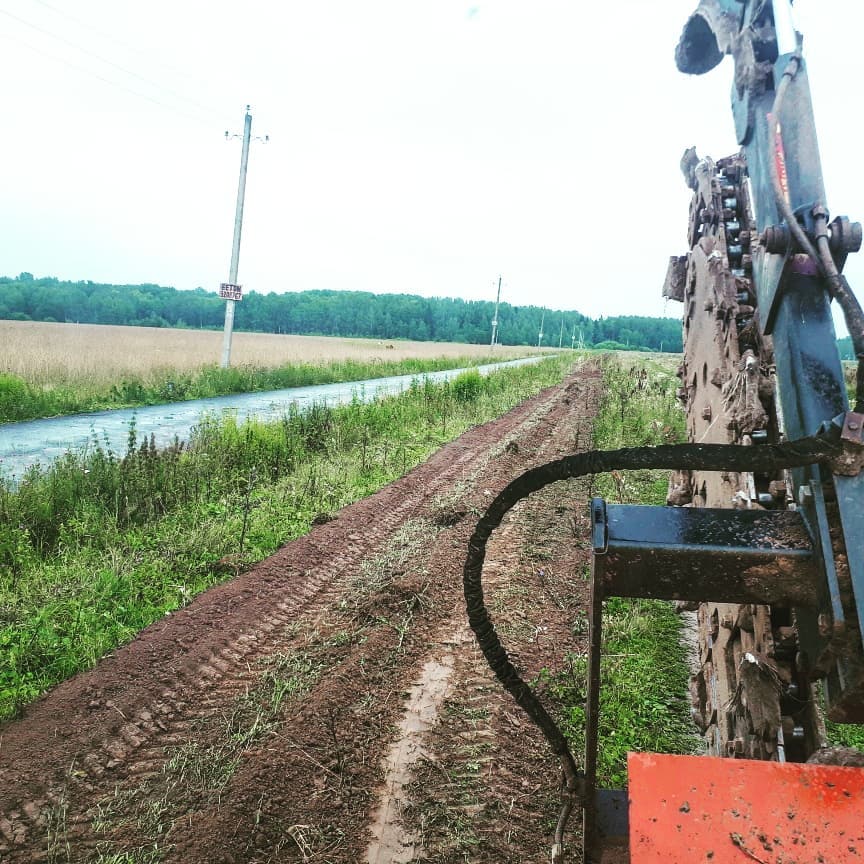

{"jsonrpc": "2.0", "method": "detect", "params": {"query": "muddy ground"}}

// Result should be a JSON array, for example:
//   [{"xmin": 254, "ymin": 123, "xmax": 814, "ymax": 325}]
[{"xmin": 0, "ymin": 365, "xmax": 601, "ymax": 863}]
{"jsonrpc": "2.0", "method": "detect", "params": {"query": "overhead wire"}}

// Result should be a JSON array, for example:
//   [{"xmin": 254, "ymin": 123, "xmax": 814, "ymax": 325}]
[
  {"xmin": 29, "ymin": 0, "xmax": 219, "ymax": 91},
  {"xmin": 0, "ymin": 28, "xmax": 216, "ymax": 128},
  {"xmin": 0, "ymin": 4, "xmax": 224, "ymax": 125}
]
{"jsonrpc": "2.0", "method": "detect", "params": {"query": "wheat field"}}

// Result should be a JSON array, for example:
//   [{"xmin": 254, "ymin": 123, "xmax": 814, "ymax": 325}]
[{"xmin": 0, "ymin": 320, "xmax": 536, "ymax": 388}]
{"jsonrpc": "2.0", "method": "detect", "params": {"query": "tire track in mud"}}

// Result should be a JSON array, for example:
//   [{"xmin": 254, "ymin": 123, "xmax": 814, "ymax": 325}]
[
  {"xmin": 363, "ymin": 389, "xmax": 598, "ymax": 864},
  {"xmin": 371, "ymin": 385, "xmax": 599, "ymax": 864},
  {"xmin": 396, "ymin": 486, "xmax": 594, "ymax": 863},
  {"xmin": 0, "ymin": 366, "xmax": 601, "ymax": 863},
  {"xmin": 170, "ymin": 371, "xmax": 600, "ymax": 864}
]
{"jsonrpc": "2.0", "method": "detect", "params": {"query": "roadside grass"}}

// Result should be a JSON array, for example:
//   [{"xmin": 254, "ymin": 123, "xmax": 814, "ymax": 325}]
[
  {"xmin": 0, "ymin": 353, "xmax": 535, "ymax": 423},
  {"xmin": 544, "ymin": 354, "xmax": 700, "ymax": 787},
  {"xmin": 826, "ymin": 715, "xmax": 864, "ymax": 750},
  {"xmin": 0, "ymin": 356, "xmax": 576, "ymax": 721}
]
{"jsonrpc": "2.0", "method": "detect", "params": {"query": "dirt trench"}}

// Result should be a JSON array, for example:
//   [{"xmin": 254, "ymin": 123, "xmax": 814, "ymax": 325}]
[{"xmin": 0, "ymin": 365, "xmax": 602, "ymax": 863}]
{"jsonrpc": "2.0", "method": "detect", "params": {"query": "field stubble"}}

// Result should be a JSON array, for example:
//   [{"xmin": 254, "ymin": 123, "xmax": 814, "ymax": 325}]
[
  {"xmin": 0, "ymin": 321, "xmax": 543, "ymax": 423},
  {"xmin": 0, "ymin": 320, "xmax": 535, "ymax": 389}
]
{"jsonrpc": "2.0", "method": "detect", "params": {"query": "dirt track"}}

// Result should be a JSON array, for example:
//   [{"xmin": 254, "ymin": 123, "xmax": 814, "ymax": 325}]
[{"xmin": 0, "ymin": 365, "xmax": 601, "ymax": 863}]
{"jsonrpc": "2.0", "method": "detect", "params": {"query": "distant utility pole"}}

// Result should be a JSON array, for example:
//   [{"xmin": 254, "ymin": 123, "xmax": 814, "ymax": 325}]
[
  {"xmin": 537, "ymin": 311, "xmax": 545, "ymax": 348},
  {"xmin": 220, "ymin": 105, "xmax": 268, "ymax": 369},
  {"xmin": 490, "ymin": 275, "xmax": 502, "ymax": 347},
  {"xmin": 571, "ymin": 324, "xmax": 577, "ymax": 350},
  {"xmin": 558, "ymin": 315, "xmax": 564, "ymax": 349}
]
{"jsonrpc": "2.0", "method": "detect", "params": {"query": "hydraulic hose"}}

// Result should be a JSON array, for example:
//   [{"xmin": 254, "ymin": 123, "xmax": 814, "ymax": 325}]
[
  {"xmin": 766, "ymin": 56, "xmax": 821, "ymax": 265},
  {"xmin": 463, "ymin": 434, "xmax": 840, "ymax": 859},
  {"xmin": 768, "ymin": 54, "xmax": 864, "ymax": 412},
  {"xmin": 814, "ymin": 225, "xmax": 864, "ymax": 413}
]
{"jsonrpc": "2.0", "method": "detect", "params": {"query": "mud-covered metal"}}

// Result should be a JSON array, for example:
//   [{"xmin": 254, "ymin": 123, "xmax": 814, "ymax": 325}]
[
  {"xmin": 592, "ymin": 503, "xmax": 818, "ymax": 607},
  {"xmin": 664, "ymin": 151, "xmax": 801, "ymax": 760},
  {"xmin": 675, "ymin": 0, "xmax": 740, "ymax": 75},
  {"xmin": 462, "ymin": 433, "xmax": 842, "ymax": 861}
]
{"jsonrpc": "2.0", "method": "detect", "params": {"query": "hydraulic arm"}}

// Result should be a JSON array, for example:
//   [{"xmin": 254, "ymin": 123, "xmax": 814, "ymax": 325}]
[{"xmin": 463, "ymin": 1, "xmax": 864, "ymax": 860}]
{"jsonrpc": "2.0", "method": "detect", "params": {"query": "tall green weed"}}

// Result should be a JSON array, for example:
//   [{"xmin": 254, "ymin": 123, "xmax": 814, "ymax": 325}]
[
  {"xmin": 546, "ymin": 355, "xmax": 699, "ymax": 786},
  {"xmin": 0, "ymin": 355, "xmax": 516, "ymax": 423}
]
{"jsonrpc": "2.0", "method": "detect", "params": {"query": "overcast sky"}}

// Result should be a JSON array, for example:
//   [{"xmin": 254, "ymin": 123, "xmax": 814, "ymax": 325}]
[{"xmin": 1, "ymin": 0, "xmax": 862, "ymax": 321}]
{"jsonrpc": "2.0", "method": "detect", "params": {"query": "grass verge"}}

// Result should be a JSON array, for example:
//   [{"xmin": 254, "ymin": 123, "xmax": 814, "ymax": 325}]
[
  {"xmin": 544, "ymin": 354, "xmax": 700, "ymax": 786},
  {"xmin": 0, "ymin": 354, "xmax": 532, "ymax": 423},
  {"xmin": 0, "ymin": 356, "xmax": 575, "ymax": 721}
]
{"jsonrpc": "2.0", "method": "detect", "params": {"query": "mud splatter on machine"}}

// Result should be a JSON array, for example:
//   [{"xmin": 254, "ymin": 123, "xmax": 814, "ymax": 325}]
[{"xmin": 464, "ymin": 2, "xmax": 864, "ymax": 860}]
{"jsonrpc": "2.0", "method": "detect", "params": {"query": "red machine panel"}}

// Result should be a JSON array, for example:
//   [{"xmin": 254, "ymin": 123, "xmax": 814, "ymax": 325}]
[{"xmin": 629, "ymin": 753, "xmax": 864, "ymax": 863}]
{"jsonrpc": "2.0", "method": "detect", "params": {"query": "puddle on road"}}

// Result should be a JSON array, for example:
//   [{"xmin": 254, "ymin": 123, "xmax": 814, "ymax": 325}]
[{"xmin": 365, "ymin": 627, "xmax": 470, "ymax": 864}]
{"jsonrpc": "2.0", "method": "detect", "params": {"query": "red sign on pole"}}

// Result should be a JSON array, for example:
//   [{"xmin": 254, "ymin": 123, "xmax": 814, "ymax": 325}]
[{"xmin": 219, "ymin": 283, "xmax": 242, "ymax": 301}]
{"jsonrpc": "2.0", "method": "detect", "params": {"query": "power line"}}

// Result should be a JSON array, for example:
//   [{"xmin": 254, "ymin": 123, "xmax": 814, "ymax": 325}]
[
  {"xmin": 29, "ymin": 0, "xmax": 224, "ymax": 112},
  {"xmin": 0, "ymin": 28, "xmax": 215, "ymax": 127},
  {"xmin": 0, "ymin": 5, "xmax": 223, "ymax": 120}
]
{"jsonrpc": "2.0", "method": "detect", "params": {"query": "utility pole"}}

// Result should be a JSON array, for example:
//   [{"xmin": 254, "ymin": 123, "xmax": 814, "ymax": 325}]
[
  {"xmin": 221, "ymin": 105, "xmax": 253, "ymax": 369},
  {"xmin": 571, "ymin": 324, "xmax": 577, "ymax": 350},
  {"xmin": 558, "ymin": 315, "xmax": 564, "ymax": 349},
  {"xmin": 537, "ymin": 311, "xmax": 545, "ymax": 348},
  {"xmin": 490, "ymin": 275, "xmax": 502, "ymax": 347}
]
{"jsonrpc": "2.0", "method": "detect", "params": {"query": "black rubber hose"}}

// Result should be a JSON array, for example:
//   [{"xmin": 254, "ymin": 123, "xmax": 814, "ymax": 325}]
[
  {"xmin": 769, "ymin": 55, "xmax": 864, "ymax": 412},
  {"xmin": 766, "ymin": 56, "xmax": 820, "ymax": 265},
  {"xmin": 463, "ymin": 434, "xmax": 840, "ymax": 857},
  {"xmin": 814, "ymin": 228, "xmax": 864, "ymax": 413}
]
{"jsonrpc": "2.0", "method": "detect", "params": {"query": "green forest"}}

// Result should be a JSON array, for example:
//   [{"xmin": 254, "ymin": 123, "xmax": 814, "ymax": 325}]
[{"xmin": 0, "ymin": 273, "xmax": 683, "ymax": 352}]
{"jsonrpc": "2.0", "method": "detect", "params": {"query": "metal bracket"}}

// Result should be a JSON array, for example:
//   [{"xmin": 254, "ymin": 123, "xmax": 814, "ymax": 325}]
[
  {"xmin": 589, "ymin": 500, "xmax": 817, "ymax": 606},
  {"xmin": 834, "ymin": 411, "xmax": 864, "ymax": 476},
  {"xmin": 583, "ymin": 498, "xmax": 827, "ymax": 861}
]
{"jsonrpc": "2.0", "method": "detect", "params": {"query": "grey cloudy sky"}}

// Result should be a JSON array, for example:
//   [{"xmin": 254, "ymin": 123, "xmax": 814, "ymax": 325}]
[{"xmin": 1, "ymin": 0, "xmax": 862, "ymax": 322}]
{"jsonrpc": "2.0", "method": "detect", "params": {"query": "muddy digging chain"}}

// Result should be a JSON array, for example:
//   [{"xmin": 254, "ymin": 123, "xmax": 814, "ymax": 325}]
[
  {"xmin": 0, "ymin": 374, "xmax": 593, "ymax": 862},
  {"xmin": 669, "ymin": 153, "xmax": 826, "ymax": 762}
]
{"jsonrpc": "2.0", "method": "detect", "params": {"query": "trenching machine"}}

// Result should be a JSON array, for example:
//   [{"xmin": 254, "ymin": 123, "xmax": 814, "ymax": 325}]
[{"xmin": 463, "ymin": 2, "xmax": 864, "ymax": 860}]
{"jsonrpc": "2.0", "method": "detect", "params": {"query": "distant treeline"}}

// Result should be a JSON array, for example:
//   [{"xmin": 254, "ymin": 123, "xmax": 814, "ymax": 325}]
[{"xmin": 0, "ymin": 273, "xmax": 683, "ymax": 352}]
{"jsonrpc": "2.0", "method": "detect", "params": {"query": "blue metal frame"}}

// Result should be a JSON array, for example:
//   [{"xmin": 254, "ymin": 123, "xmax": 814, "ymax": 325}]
[{"xmin": 678, "ymin": 0, "xmax": 864, "ymax": 717}]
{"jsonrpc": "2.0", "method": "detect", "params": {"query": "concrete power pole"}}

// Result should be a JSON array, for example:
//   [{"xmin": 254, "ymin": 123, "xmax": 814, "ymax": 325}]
[
  {"xmin": 537, "ymin": 311, "xmax": 545, "ymax": 348},
  {"xmin": 490, "ymin": 275, "xmax": 502, "ymax": 347},
  {"xmin": 220, "ymin": 106, "xmax": 253, "ymax": 369},
  {"xmin": 558, "ymin": 315, "xmax": 564, "ymax": 349}
]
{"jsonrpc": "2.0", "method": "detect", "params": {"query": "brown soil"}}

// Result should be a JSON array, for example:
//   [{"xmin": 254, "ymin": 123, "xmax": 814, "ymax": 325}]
[{"xmin": 0, "ymin": 366, "xmax": 602, "ymax": 863}]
